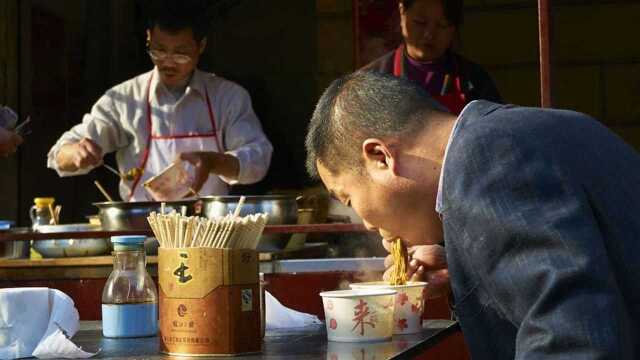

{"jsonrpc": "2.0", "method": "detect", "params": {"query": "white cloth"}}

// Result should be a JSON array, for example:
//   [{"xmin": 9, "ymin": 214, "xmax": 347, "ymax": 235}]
[
  {"xmin": 265, "ymin": 291, "xmax": 321, "ymax": 330},
  {"xmin": 47, "ymin": 67, "xmax": 273, "ymax": 201},
  {"xmin": 0, "ymin": 288, "xmax": 97, "ymax": 359}
]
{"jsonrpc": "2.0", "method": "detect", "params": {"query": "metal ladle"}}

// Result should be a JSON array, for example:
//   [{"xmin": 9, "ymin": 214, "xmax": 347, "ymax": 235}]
[{"xmin": 103, "ymin": 164, "xmax": 143, "ymax": 181}]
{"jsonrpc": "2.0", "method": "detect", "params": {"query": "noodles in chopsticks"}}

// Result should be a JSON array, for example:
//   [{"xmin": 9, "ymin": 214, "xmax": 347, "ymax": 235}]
[{"xmin": 390, "ymin": 238, "xmax": 408, "ymax": 285}]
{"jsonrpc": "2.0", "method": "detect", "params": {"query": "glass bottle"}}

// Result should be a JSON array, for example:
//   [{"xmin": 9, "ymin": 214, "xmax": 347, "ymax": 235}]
[
  {"xmin": 102, "ymin": 235, "xmax": 158, "ymax": 338},
  {"xmin": 29, "ymin": 197, "xmax": 55, "ymax": 229}
]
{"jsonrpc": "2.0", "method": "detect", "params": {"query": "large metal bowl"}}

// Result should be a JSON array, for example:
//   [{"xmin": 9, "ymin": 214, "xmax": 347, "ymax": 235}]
[
  {"xmin": 199, "ymin": 195, "xmax": 298, "ymax": 252},
  {"xmin": 94, "ymin": 200, "xmax": 199, "ymax": 230},
  {"xmin": 34, "ymin": 223, "xmax": 109, "ymax": 258}
]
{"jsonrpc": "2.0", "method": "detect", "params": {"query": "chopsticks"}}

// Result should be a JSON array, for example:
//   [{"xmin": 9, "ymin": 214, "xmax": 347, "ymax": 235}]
[
  {"xmin": 94, "ymin": 180, "xmax": 114, "ymax": 202},
  {"xmin": 14, "ymin": 116, "xmax": 31, "ymax": 136},
  {"xmin": 147, "ymin": 198, "xmax": 268, "ymax": 250}
]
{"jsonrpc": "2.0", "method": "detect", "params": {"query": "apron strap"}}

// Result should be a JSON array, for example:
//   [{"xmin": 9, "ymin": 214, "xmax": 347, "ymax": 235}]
[
  {"xmin": 451, "ymin": 57, "xmax": 466, "ymax": 103},
  {"xmin": 127, "ymin": 73, "xmax": 155, "ymax": 201},
  {"xmin": 392, "ymin": 44, "xmax": 405, "ymax": 78},
  {"xmin": 204, "ymin": 86, "xmax": 224, "ymax": 152}
]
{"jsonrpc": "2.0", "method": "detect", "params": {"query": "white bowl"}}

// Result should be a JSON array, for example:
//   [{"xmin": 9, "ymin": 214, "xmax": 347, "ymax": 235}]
[
  {"xmin": 349, "ymin": 281, "xmax": 428, "ymax": 334},
  {"xmin": 319, "ymin": 289, "xmax": 396, "ymax": 342}
]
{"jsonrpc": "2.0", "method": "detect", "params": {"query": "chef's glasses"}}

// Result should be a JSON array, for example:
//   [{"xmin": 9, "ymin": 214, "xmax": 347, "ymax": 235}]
[{"xmin": 147, "ymin": 49, "xmax": 192, "ymax": 65}]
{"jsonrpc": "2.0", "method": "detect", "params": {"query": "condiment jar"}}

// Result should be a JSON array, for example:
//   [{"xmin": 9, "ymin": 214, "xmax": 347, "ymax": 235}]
[
  {"xmin": 29, "ymin": 197, "xmax": 55, "ymax": 229},
  {"xmin": 102, "ymin": 235, "xmax": 158, "ymax": 338}
]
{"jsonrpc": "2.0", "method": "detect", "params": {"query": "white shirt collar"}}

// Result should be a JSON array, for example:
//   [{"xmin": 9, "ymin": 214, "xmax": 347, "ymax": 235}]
[{"xmin": 150, "ymin": 67, "xmax": 206, "ymax": 100}]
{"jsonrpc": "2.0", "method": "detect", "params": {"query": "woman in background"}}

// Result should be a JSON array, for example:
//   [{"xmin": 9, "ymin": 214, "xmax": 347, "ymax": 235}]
[{"xmin": 364, "ymin": 0, "xmax": 501, "ymax": 114}]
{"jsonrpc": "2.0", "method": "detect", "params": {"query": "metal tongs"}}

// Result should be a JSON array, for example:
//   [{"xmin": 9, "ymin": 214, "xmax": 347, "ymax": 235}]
[
  {"xmin": 14, "ymin": 116, "xmax": 32, "ymax": 136},
  {"xmin": 0, "ymin": 106, "xmax": 31, "ymax": 136}
]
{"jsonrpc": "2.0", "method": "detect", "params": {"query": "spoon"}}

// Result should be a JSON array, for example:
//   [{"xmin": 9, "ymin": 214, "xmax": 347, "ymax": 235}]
[{"xmin": 103, "ymin": 164, "xmax": 143, "ymax": 181}]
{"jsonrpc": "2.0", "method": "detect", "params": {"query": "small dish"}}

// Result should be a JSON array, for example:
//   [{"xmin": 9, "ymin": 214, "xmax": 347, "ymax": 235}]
[{"xmin": 143, "ymin": 161, "xmax": 194, "ymax": 201}]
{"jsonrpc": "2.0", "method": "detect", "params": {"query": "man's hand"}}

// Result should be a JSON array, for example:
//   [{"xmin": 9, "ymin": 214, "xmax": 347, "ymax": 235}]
[
  {"xmin": 0, "ymin": 127, "xmax": 23, "ymax": 157},
  {"xmin": 56, "ymin": 138, "xmax": 103, "ymax": 172},
  {"xmin": 382, "ymin": 240, "xmax": 450, "ymax": 299},
  {"xmin": 180, "ymin": 151, "xmax": 240, "ymax": 192}
]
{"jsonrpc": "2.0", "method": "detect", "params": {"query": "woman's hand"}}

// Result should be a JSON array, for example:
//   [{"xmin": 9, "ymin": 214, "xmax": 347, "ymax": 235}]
[{"xmin": 382, "ymin": 240, "xmax": 450, "ymax": 299}]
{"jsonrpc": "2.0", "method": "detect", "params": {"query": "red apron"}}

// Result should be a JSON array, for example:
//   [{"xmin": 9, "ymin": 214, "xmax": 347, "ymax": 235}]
[
  {"xmin": 128, "ymin": 73, "xmax": 224, "ymax": 201},
  {"xmin": 392, "ymin": 45, "xmax": 466, "ymax": 115}
]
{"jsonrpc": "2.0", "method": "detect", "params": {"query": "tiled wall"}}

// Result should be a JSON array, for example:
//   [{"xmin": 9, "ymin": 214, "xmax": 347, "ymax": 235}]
[
  {"xmin": 204, "ymin": 1, "xmax": 318, "ymax": 190},
  {"xmin": 316, "ymin": 0, "xmax": 354, "ymax": 96},
  {"xmin": 462, "ymin": 0, "xmax": 640, "ymax": 147}
]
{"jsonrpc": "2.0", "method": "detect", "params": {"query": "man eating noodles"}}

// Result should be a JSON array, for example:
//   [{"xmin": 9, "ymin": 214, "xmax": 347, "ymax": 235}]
[{"xmin": 306, "ymin": 71, "xmax": 640, "ymax": 359}]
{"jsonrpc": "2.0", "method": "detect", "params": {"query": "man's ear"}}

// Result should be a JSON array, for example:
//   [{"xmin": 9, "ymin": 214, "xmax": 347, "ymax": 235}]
[
  {"xmin": 146, "ymin": 29, "xmax": 151, "ymax": 47},
  {"xmin": 362, "ymin": 138, "xmax": 399, "ymax": 176},
  {"xmin": 199, "ymin": 38, "xmax": 207, "ymax": 54}
]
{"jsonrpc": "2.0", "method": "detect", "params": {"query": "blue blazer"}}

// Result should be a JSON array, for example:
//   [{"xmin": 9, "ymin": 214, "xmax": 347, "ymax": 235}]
[{"xmin": 440, "ymin": 101, "xmax": 640, "ymax": 359}]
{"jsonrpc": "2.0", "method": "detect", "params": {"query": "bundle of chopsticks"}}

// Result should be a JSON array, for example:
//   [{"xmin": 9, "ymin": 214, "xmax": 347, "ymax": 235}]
[{"xmin": 146, "ymin": 198, "xmax": 268, "ymax": 249}]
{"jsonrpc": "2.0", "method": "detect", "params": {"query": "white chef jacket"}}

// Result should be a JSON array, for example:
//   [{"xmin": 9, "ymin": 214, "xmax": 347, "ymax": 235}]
[{"xmin": 47, "ymin": 67, "xmax": 273, "ymax": 201}]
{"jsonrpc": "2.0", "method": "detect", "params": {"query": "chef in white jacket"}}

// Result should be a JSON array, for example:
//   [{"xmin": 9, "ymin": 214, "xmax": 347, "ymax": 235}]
[{"xmin": 47, "ymin": 2, "xmax": 272, "ymax": 201}]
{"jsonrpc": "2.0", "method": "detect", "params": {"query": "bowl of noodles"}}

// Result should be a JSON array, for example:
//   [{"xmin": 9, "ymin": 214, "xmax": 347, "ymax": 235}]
[
  {"xmin": 319, "ymin": 289, "xmax": 396, "ymax": 342},
  {"xmin": 349, "ymin": 281, "xmax": 427, "ymax": 334},
  {"xmin": 350, "ymin": 238, "xmax": 428, "ymax": 334}
]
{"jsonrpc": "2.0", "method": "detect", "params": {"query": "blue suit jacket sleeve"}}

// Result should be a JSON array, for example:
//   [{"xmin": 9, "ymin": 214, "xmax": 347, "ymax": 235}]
[{"xmin": 442, "ymin": 115, "xmax": 635, "ymax": 359}]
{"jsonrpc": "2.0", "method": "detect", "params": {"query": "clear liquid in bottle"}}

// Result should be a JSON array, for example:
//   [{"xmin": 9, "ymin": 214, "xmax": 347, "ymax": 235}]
[{"xmin": 102, "ymin": 235, "xmax": 158, "ymax": 338}]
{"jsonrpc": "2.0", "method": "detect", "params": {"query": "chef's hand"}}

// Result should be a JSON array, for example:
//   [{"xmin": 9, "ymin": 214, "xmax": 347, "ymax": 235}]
[
  {"xmin": 56, "ymin": 138, "xmax": 103, "ymax": 172},
  {"xmin": 0, "ymin": 127, "xmax": 23, "ymax": 157},
  {"xmin": 382, "ymin": 241, "xmax": 450, "ymax": 299},
  {"xmin": 180, "ymin": 151, "xmax": 240, "ymax": 192}
]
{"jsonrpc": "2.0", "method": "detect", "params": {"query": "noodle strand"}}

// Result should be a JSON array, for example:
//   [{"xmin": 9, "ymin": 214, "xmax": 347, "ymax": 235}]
[{"xmin": 390, "ymin": 238, "xmax": 408, "ymax": 285}]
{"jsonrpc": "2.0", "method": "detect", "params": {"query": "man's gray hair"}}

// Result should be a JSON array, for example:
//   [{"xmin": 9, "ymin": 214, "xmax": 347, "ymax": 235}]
[{"xmin": 305, "ymin": 71, "xmax": 447, "ymax": 178}]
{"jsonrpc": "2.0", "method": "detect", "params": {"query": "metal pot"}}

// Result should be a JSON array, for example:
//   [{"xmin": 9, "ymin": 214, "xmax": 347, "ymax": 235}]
[
  {"xmin": 199, "ymin": 195, "xmax": 298, "ymax": 252},
  {"xmin": 34, "ymin": 223, "xmax": 108, "ymax": 258},
  {"xmin": 94, "ymin": 200, "xmax": 199, "ymax": 230}
]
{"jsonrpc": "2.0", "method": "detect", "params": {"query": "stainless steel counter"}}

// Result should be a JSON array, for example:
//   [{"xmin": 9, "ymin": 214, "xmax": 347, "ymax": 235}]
[
  {"xmin": 74, "ymin": 320, "xmax": 459, "ymax": 359},
  {"xmin": 259, "ymin": 257, "xmax": 385, "ymax": 274}
]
